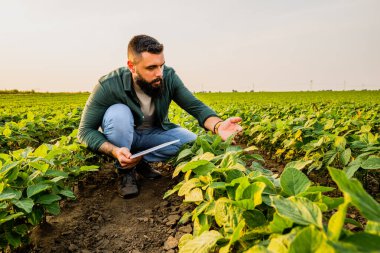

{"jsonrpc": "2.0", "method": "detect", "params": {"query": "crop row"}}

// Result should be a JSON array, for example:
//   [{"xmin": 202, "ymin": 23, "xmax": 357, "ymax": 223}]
[
  {"xmin": 0, "ymin": 130, "xmax": 99, "ymax": 250},
  {"xmin": 165, "ymin": 134, "xmax": 380, "ymax": 252}
]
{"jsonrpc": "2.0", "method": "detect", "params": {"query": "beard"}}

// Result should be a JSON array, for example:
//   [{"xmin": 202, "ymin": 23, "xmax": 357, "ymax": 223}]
[{"xmin": 135, "ymin": 72, "xmax": 164, "ymax": 99}]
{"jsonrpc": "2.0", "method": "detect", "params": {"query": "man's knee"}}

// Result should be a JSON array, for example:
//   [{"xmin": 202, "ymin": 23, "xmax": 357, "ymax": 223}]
[
  {"xmin": 102, "ymin": 104, "xmax": 134, "ymax": 132},
  {"xmin": 174, "ymin": 128, "xmax": 197, "ymax": 145}
]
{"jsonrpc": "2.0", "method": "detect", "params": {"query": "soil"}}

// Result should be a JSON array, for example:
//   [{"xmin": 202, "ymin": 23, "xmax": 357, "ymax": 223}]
[{"xmin": 26, "ymin": 163, "xmax": 192, "ymax": 253}]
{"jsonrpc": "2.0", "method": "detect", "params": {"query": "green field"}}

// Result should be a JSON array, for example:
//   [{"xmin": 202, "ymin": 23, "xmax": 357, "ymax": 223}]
[{"xmin": 1, "ymin": 91, "xmax": 379, "ymax": 252}]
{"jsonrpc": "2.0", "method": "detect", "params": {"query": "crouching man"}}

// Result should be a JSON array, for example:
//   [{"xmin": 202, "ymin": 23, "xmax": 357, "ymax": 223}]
[{"xmin": 78, "ymin": 35, "xmax": 242, "ymax": 198}]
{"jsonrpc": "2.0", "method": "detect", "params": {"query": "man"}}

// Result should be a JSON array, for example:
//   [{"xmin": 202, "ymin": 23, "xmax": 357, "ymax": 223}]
[{"xmin": 78, "ymin": 35, "xmax": 242, "ymax": 198}]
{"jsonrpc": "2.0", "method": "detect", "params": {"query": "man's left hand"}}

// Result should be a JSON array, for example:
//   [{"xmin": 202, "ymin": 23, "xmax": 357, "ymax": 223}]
[{"xmin": 218, "ymin": 117, "xmax": 243, "ymax": 141}]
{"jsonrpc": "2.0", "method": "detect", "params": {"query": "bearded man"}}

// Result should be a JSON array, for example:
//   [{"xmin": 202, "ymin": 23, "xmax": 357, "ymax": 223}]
[{"xmin": 78, "ymin": 35, "xmax": 242, "ymax": 198}]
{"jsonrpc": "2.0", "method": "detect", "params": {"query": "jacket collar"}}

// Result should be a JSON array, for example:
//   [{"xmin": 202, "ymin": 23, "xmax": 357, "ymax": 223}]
[{"xmin": 122, "ymin": 67, "xmax": 133, "ymax": 91}]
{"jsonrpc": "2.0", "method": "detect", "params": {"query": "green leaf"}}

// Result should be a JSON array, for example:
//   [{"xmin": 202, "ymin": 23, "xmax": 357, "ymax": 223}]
[
  {"xmin": 28, "ymin": 170, "xmax": 42, "ymax": 182},
  {"xmin": 234, "ymin": 177, "xmax": 250, "ymax": 201},
  {"xmin": 345, "ymin": 218, "xmax": 363, "ymax": 229},
  {"xmin": 0, "ymin": 202, "xmax": 8, "ymax": 209},
  {"xmin": 177, "ymin": 149, "xmax": 193, "ymax": 162},
  {"xmin": 340, "ymin": 232, "xmax": 380, "ymax": 252},
  {"xmin": 328, "ymin": 167, "xmax": 380, "ymax": 222},
  {"xmin": 27, "ymin": 206, "xmax": 44, "ymax": 225},
  {"xmin": 360, "ymin": 125, "xmax": 371, "ymax": 133},
  {"xmin": 13, "ymin": 224, "xmax": 29, "ymax": 235},
  {"xmin": 163, "ymin": 181, "xmax": 183, "ymax": 199},
  {"xmin": 27, "ymin": 183, "xmax": 51, "ymax": 198},
  {"xmin": 179, "ymin": 178, "xmax": 202, "ymax": 196},
  {"xmin": 184, "ymin": 188, "xmax": 203, "ymax": 202},
  {"xmin": 327, "ymin": 199, "xmax": 349, "ymax": 241},
  {"xmin": 361, "ymin": 157, "xmax": 380, "ymax": 170},
  {"xmin": 37, "ymin": 194, "xmax": 61, "ymax": 205},
  {"xmin": 232, "ymin": 199, "xmax": 256, "ymax": 210},
  {"xmin": 0, "ymin": 161, "xmax": 20, "ymax": 178},
  {"xmin": 45, "ymin": 202, "xmax": 60, "ymax": 215},
  {"xmin": 344, "ymin": 158, "xmax": 362, "ymax": 178},
  {"xmin": 209, "ymin": 182, "xmax": 227, "ymax": 189},
  {"xmin": 3, "ymin": 127, "xmax": 12, "ymax": 137},
  {"xmin": 306, "ymin": 186, "xmax": 335, "ymax": 193},
  {"xmin": 271, "ymin": 196, "xmax": 323, "ymax": 228},
  {"xmin": 44, "ymin": 170, "xmax": 68, "ymax": 178},
  {"xmin": 192, "ymin": 202, "xmax": 210, "ymax": 220},
  {"xmin": 324, "ymin": 150, "xmax": 338, "ymax": 165},
  {"xmin": 59, "ymin": 189, "xmax": 75, "ymax": 199},
  {"xmin": 182, "ymin": 160, "xmax": 210, "ymax": 173},
  {"xmin": 243, "ymin": 245, "xmax": 271, "ymax": 253},
  {"xmin": 193, "ymin": 213, "xmax": 210, "ymax": 237},
  {"xmin": 29, "ymin": 162, "xmax": 49, "ymax": 172},
  {"xmin": 79, "ymin": 165, "xmax": 99, "ymax": 172},
  {"xmin": 12, "ymin": 198, "xmax": 34, "ymax": 213},
  {"xmin": 269, "ymin": 212, "xmax": 293, "ymax": 233},
  {"xmin": 288, "ymin": 225, "xmax": 329, "ymax": 253},
  {"xmin": 322, "ymin": 196, "xmax": 344, "ymax": 210},
  {"xmin": 178, "ymin": 230, "xmax": 223, "ymax": 253},
  {"xmin": 231, "ymin": 220, "xmax": 246, "ymax": 245},
  {"xmin": 324, "ymin": 119, "xmax": 334, "ymax": 130},
  {"xmin": 193, "ymin": 162, "xmax": 216, "ymax": 176},
  {"xmin": 241, "ymin": 182, "xmax": 266, "ymax": 207},
  {"xmin": 50, "ymin": 176, "xmax": 66, "ymax": 183},
  {"xmin": 5, "ymin": 231, "xmax": 21, "ymax": 248},
  {"xmin": 0, "ymin": 212, "xmax": 24, "ymax": 224},
  {"xmin": 280, "ymin": 167, "xmax": 311, "ymax": 196},
  {"xmin": 365, "ymin": 221, "xmax": 380, "ymax": 236},
  {"xmin": 334, "ymin": 136, "xmax": 346, "ymax": 151},
  {"xmin": 284, "ymin": 160, "xmax": 313, "ymax": 170},
  {"xmin": 243, "ymin": 209, "xmax": 267, "ymax": 229},
  {"xmin": 0, "ymin": 188, "xmax": 22, "ymax": 201},
  {"xmin": 32, "ymin": 144, "xmax": 49, "ymax": 157},
  {"xmin": 267, "ymin": 227, "xmax": 301, "ymax": 252},
  {"xmin": 340, "ymin": 148, "xmax": 351, "ymax": 166},
  {"xmin": 178, "ymin": 212, "xmax": 192, "ymax": 225},
  {"xmin": 215, "ymin": 197, "xmax": 230, "ymax": 227}
]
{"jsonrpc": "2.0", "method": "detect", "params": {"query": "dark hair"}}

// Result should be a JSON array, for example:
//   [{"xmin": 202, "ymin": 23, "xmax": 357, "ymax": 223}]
[{"xmin": 128, "ymin": 35, "xmax": 164, "ymax": 63}]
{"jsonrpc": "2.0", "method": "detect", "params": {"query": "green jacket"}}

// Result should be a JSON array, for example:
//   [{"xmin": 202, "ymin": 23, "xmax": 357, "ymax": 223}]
[{"xmin": 78, "ymin": 66, "xmax": 217, "ymax": 151}]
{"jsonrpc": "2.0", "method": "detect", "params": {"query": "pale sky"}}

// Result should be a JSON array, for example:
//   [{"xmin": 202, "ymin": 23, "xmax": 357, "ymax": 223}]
[{"xmin": 1, "ymin": 0, "xmax": 379, "ymax": 92}]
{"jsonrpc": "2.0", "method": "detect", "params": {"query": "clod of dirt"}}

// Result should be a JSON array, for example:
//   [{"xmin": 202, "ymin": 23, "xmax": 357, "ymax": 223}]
[{"xmin": 164, "ymin": 236, "xmax": 179, "ymax": 250}]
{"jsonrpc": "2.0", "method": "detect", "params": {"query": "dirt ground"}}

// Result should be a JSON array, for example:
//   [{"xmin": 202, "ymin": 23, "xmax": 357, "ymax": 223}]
[{"xmin": 26, "ymin": 163, "xmax": 191, "ymax": 253}]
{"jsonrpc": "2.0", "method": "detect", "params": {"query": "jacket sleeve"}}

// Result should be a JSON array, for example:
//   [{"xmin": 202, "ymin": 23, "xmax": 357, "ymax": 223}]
[
  {"xmin": 77, "ymin": 82, "xmax": 110, "ymax": 151},
  {"xmin": 170, "ymin": 70, "xmax": 218, "ymax": 127}
]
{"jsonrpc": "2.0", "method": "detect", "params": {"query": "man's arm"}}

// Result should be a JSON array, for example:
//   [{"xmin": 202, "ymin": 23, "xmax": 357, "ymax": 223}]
[{"xmin": 167, "ymin": 68, "xmax": 243, "ymax": 140}]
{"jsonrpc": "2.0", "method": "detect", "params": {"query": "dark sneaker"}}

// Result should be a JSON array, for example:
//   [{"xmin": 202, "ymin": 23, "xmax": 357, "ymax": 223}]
[
  {"xmin": 117, "ymin": 169, "xmax": 139, "ymax": 198},
  {"xmin": 136, "ymin": 160, "xmax": 162, "ymax": 179}
]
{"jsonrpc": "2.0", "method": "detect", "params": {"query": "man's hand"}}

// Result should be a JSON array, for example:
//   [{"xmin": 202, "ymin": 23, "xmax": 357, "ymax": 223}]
[
  {"xmin": 113, "ymin": 147, "xmax": 142, "ymax": 168},
  {"xmin": 217, "ymin": 117, "xmax": 243, "ymax": 141},
  {"xmin": 99, "ymin": 142, "xmax": 142, "ymax": 169}
]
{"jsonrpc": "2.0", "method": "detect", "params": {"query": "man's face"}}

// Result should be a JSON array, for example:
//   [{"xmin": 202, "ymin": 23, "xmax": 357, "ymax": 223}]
[{"xmin": 128, "ymin": 52, "xmax": 165, "ymax": 98}]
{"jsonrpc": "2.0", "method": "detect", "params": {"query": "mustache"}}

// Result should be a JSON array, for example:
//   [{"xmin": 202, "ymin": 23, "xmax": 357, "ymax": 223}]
[{"xmin": 150, "ymin": 78, "xmax": 163, "ymax": 85}]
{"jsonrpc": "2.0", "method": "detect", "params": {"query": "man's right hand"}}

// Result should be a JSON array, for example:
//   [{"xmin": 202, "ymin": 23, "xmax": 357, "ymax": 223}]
[
  {"xmin": 113, "ymin": 147, "xmax": 142, "ymax": 169},
  {"xmin": 99, "ymin": 142, "xmax": 142, "ymax": 169}
]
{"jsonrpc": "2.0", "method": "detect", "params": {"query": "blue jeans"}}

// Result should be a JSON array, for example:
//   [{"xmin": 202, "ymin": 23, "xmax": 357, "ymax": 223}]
[{"xmin": 101, "ymin": 103, "xmax": 197, "ymax": 162}]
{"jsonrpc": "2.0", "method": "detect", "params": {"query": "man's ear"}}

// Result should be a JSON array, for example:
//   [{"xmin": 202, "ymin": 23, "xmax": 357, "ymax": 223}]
[{"xmin": 127, "ymin": 60, "xmax": 135, "ymax": 73}]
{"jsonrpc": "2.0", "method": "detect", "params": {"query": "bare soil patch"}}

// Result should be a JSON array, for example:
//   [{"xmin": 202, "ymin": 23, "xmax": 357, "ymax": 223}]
[{"xmin": 25, "ymin": 163, "xmax": 191, "ymax": 253}]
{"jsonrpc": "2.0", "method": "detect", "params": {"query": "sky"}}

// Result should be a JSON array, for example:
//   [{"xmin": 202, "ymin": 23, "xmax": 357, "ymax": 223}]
[{"xmin": 0, "ymin": 0, "xmax": 379, "ymax": 92}]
